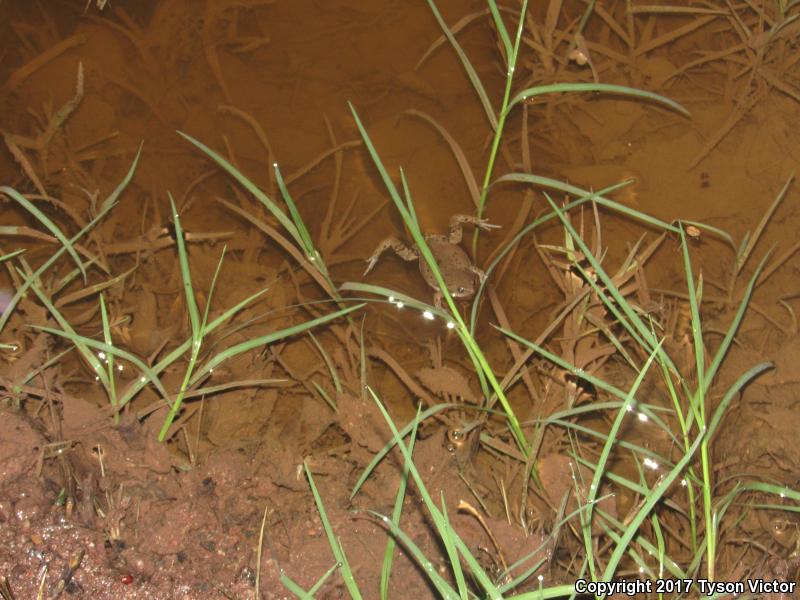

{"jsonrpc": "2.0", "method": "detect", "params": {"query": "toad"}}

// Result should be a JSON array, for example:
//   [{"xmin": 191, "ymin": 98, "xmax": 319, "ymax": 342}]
[{"xmin": 363, "ymin": 214, "xmax": 498, "ymax": 305}]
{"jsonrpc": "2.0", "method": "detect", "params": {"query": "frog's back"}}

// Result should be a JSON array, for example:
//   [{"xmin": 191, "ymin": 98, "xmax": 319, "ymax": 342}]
[{"xmin": 420, "ymin": 237, "xmax": 475, "ymax": 297}]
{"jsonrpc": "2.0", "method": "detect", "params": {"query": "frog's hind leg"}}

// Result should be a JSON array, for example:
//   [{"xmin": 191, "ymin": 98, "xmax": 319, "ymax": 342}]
[
  {"xmin": 446, "ymin": 214, "xmax": 501, "ymax": 243},
  {"xmin": 364, "ymin": 237, "xmax": 419, "ymax": 275}
]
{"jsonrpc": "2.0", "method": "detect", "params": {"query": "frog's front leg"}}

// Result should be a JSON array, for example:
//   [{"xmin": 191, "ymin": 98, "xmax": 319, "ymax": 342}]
[
  {"xmin": 363, "ymin": 237, "xmax": 420, "ymax": 275},
  {"xmin": 446, "ymin": 214, "xmax": 501, "ymax": 244},
  {"xmin": 469, "ymin": 264, "xmax": 488, "ymax": 285},
  {"xmin": 432, "ymin": 290, "xmax": 443, "ymax": 308}
]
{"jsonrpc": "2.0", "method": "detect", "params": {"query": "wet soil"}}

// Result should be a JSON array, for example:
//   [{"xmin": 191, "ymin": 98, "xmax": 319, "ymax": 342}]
[{"xmin": 2, "ymin": 0, "xmax": 800, "ymax": 598}]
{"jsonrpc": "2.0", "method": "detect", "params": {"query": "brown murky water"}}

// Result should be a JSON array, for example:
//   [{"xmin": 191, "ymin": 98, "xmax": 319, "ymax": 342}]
[{"xmin": 2, "ymin": 0, "xmax": 800, "ymax": 597}]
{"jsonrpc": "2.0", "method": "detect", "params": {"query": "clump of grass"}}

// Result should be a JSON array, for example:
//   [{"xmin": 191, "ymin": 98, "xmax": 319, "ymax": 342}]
[
  {"xmin": 295, "ymin": 0, "xmax": 798, "ymax": 595},
  {"xmin": 0, "ymin": 146, "xmax": 143, "ymax": 409},
  {"xmin": 292, "ymin": 205, "xmax": 791, "ymax": 596},
  {"xmin": 348, "ymin": 0, "xmax": 688, "ymax": 459},
  {"xmin": 3, "ymin": 129, "xmax": 363, "ymax": 443},
  {"xmin": 28, "ymin": 194, "xmax": 363, "ymax": 442},
  {"xmin": 286, "ymin": 389, "xmax": 574, "ymax": 599}
]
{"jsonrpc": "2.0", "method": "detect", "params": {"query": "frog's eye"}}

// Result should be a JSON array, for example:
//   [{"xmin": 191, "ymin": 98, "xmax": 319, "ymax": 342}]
[{"xmin": 457, "ymin": 286, "xmax": 466, "ymax": 294}]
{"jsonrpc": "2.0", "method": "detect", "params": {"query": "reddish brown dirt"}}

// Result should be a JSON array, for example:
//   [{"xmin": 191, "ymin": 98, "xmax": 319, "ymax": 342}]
[{"xmin": 2, "ymin": 0, "xmax": 800, "ymax": 598}]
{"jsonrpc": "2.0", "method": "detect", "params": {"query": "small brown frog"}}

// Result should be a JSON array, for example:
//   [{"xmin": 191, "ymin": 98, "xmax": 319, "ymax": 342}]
[{"xmin": 363, "ymin": 214, "xmax": 498, "ymax": 305}]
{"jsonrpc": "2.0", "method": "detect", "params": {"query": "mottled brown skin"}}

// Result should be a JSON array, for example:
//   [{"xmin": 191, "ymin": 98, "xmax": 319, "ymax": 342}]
[{"xmin": 363, "ymin": 214, "xmax": 498, "ymax": 304}]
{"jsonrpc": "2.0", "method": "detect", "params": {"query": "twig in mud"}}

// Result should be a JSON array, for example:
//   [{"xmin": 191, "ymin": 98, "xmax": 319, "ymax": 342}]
[
  {"xmin": 203, "ymin": 0, "xmax": 234, "ymax": 104},
  {"xmin": 3, "ymin": 35, "xmax": 86, "ymax": 91},
  {"xmin": 487, "ymin": 288, "xmax": 541, "ymax": 406},
  {"xmin": 4, "ymin": 63, "xmax": 86, "ymax": 208},
  {"xmin": 218, "ymin": 105, "xmax": 277, "ymax": 194},
  {"xmin": 203, "ymin": 0, "xmax": 276, "ymax": 103},
  {"xmin": 100, "ymin": 225, "xmax": 234, "ymax": 256},
  {"xmin": 0, "ymin": 576, "xmax": 15, "ymax": 600},
  {"xmin": 36, "ymin": 565, "xmax": 47, "ymax": 600},
  {"xmin": 177, "ymin": 170, "xmax": 218, "ymax": 213},
  {"xmin": 366, "ymin": 347, "xmax": 436, "ymax": 408},
  {"xmin": 630, "ymin": 6, "xmax": 727, "ymax": 16},
  {"xmin": 267, "ymin": 341, "xmax": 328, "ymax": 406},
  {"xmin": 219, "ymin": 198, "xmax": 334, "ymax": 296},
  {"xmin": 100, "ymin": 72, "xmax": 174, "ymax": 128},
  {"xmin": 686, "ymin": 89, "xmax": 760, "ymax": 170},
  {"xmin": 458, "ymin": 500, "xmax": 509, "ymax": 574},
  {"xmin": 284, "ymin": 140, "xmax": 362, "ymax": 187},
  {"xmin": 634, "ymin": 15, "xmax": 718, "ymax": 57},
  {"xmin": 3, "ymin": 137, "xmax": 47, "ymax": 197}
]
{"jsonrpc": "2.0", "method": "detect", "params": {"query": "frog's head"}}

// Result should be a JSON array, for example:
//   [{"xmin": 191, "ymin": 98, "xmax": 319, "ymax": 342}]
[{"xmin": 444, "ymin": 270, "xmax": 477, "ymax": 299}]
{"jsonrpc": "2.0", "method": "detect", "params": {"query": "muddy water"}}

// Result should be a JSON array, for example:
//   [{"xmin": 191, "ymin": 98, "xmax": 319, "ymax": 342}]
[{"xmin": 3, "ymin": 0, "xmax": 800, "ymax": 597}]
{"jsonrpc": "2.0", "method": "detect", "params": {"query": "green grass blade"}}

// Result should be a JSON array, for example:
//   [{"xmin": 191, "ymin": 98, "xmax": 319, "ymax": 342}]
[
  {"xmin": 308, "ymin": 332, "xmax": 342, "ymax": 394},
  {"xmin": 739, "ymin": 481, "xmax": 800, "ymax": 501},
  {"xmin": 279, "ymin": 572, "xmax": 313, "ymax": 599},
  {"xmin": 99, "ymin": 142, "xmax": 144, "ymax": 212},
  {"xmin": 494, "ymin": 172, "xmax": 679, "ymax": 233},
  {"xmin": 281, "ymin": 563, "xmax": 338, "ymax": 599},
  {"xmin": 311, "ymin": 380, "xmax": 337, "ymax": 412},
  {"xmin": 206, "ymin": 287, "xmax": 270, "ymax": 332},
  {"xmin": 274, "ymin": 163, "xmax": 317, "ymax": 260},
  {"xmin": 0, "ymin": 249, "xmax": 25, "ymax": 262},
  {"xmin": 601, "ymin": 432, "xmax": 704, "ymax": 581},
  {"xmin": 190, "ymin": 303, "xmax": 364, "ymax": 383},
  {"xmin": 98, "ymin": 294, "xmax": 118, "ymax": 422},
  {"xmin": 304, "ymin": 463, "xmax": 363, "ymax": 599},
  {"xmin": 350, "ymin": 104, "xmax": 528, "ymax": 452},
  {"xmin": 472, "ymin": 0, "xmax": 527, "ymax": 248},
  {"xmin": 0, "ymin": 186, "xmax": 87, "ymax": 282},
  {"xmin": 367, "ymin": 510, "xmax": 459, "ymax": 600},
  {"xmin": 678, "ymin": 226, "xmax": 705, "ymax": 404},
  {"xmin": 508, "ymin": 82, "xmax": 690, "ymax": 117},
  {"xmin": 424, "ymin": 0, "xmax": 497, "ymax": 129},
  {"xmin": 359, "ymin": 315, "xmax": 367, "ymax": 395},
  {"xmin": 156, "ymin": 196, "xmax": 207, "ymax": 440},
  {"xmin": 380, "ymin": 410, "xmax": 420, "ymax": 600},
  {"xmin": 469, "ymin": 179, "xmax": 639, "ymax": 331},
  {"xmin": 0, "ymin": 145, "xmax": 141, "ymax": 333},
  {"xmin": 20, "ymin": 273, "xmax": 108, "ymax": 389},
  {"xmin": 350, "ymin": 402, "xmax": 454, "ymax": 499},
  {"xmin": 367, "ymin": 388, "xmax": 501, "ymax": 599},
  {"xmin": 219, "ymin": 198, "xmax": 335, "ymax": 297},
  {"xmin": 170, "ymin": 194, "xmax": 201, "ymax": 342},
  {"xmin": 540, "ymin": 194, "xmax": 672, "ymax": 364},
  {"xmin": 706, "ymin": 362, "xmax": 772, "ymax": 441},
  {"xmin": 703, "ymin": 251, "xmax": 771, "ymax": 392},
  {"xmin": 32, "ymin": 324, "xmax": 171, "ymax": 402},
  {"xmin": 581, "ymin": 341, "xmax": 664, "ymax": 579},
  {"xmin": 177, "ymin": 131, "xmax": 302, "ymax": 245},
  {"xmin": 735, "ymin": 175, "xmax": 792, "ymax": 275},
  {"xmin": 114, "ymin": 288, "xmax": 272, "ymax": 411},
  {"xmin": 487, "ymin": 0, "xmax": 512, "ymax": 60},
  {"xmin": 306, "ymin": 562, "xmax": 340, "ymax": 596},
  {"xmin": 438, "ymin": 493, "xmax": 468, "ymax": 599},
  {"xmin": 180, "ymin": 379, "xmax": 288, "ymax": 400},
  {"xmin": 201, "ymin": 246, "xmax": 226, "ymax": 334},
  {"xmin": 339, "ymin": 283, "xmax": 445, "ymax": 317}
]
